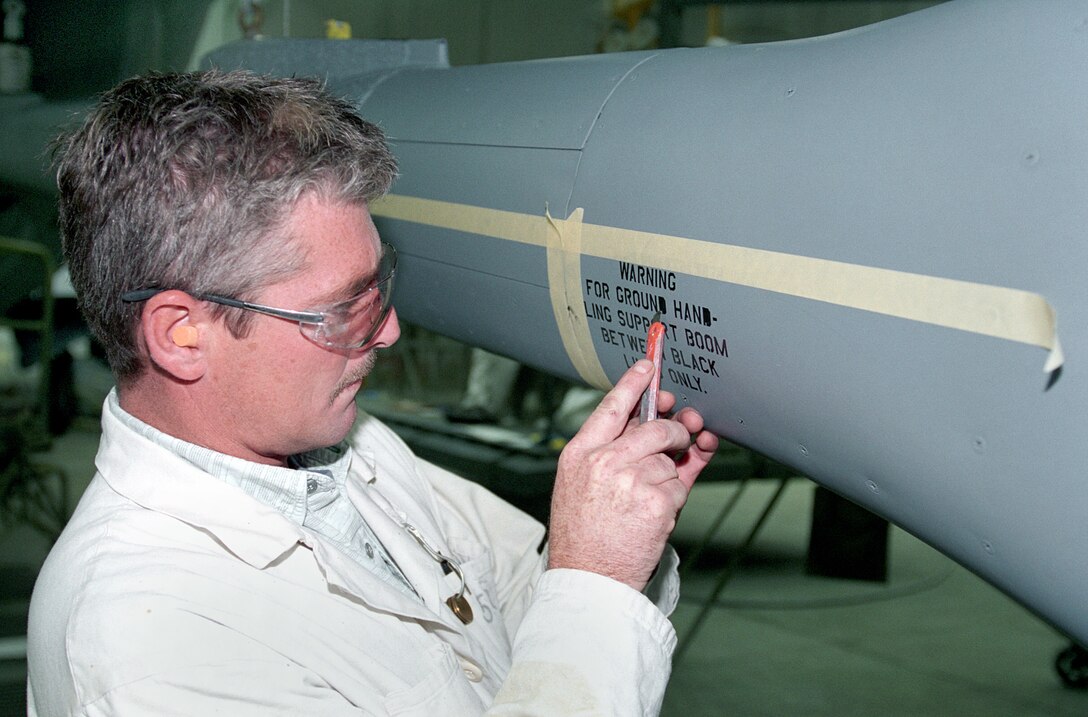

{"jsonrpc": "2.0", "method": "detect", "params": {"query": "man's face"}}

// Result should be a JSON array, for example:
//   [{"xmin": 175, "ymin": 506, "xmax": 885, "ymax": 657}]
[{"xmin": 206, "ymin": 194, "xmax": 400, "ymax": 465}]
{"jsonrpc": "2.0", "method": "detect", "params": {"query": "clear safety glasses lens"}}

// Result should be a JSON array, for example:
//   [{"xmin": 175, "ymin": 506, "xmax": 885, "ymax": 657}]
[{"xmin": 301, "ymin": 243, "xmax": 397, "ymax": 349}]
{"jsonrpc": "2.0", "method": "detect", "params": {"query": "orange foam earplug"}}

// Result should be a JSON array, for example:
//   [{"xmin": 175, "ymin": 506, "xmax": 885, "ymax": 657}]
[{"xmin": 171, "ymin": 326, "xmax": 199, "ymax": 347}]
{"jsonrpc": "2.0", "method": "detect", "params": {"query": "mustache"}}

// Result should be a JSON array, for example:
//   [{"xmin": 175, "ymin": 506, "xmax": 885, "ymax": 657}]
[{"xmin": 332, "ymin": 353, "xmax": 377, "ymax": 399}]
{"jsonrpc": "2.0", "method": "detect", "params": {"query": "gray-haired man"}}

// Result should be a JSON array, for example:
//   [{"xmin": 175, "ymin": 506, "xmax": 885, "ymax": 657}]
[{"xmin": 28, "ymin": 70, "xmax": 717, "ymax": 716}]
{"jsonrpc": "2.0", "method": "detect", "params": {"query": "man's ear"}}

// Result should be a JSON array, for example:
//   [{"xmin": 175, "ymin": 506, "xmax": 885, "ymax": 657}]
[{"xmin": 140, "ymin": 290, "xmax": 208, "ymax": 382}]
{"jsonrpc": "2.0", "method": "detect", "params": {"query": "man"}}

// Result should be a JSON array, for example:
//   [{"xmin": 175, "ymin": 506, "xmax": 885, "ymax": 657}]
[{"xmin": 28, "ymin": 70, "xmax": 718, "ymax": 715}]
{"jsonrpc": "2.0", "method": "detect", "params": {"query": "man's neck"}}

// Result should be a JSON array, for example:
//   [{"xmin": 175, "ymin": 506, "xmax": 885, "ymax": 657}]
[{"xmin": 118, "ymin": 377, "xmax": 290, "ymax": 467}]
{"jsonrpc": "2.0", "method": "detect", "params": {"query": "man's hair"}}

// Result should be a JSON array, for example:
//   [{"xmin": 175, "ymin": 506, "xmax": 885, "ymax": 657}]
[{"xmin": 54, "ymin": 69, "xmax": 398, "ymax": 382}]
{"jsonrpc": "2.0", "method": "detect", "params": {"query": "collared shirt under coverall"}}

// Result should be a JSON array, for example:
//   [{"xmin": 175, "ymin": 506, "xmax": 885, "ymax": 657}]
[{"xmin": 27, "ymin": 390, "xmax": 682, "ymax": 715}]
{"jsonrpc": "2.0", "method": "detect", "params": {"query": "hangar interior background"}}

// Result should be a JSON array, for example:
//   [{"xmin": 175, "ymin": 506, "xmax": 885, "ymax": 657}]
[{"xmin": 0, "ymin": 1, "xmax": 1084, "ymax": 715}]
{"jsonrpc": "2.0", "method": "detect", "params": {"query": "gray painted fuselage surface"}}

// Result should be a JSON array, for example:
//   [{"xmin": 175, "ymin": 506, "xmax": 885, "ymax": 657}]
[
  {"xmin": 34, "ymin": 0, "xmax": 1088, "ymax": 646},
  {"xmin": 202, "ymin": 0, "xmax": 1088, "ymax": 645}
]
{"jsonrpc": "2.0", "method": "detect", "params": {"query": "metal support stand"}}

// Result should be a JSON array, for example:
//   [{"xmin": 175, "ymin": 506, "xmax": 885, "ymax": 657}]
[
  {"xmin": 679, "ymin": 477, "xmax": 750, "ymax": 580},
  {"xmin": 674, "ymin": 476, "xmax": 792, "ymax": 664},
  {"xmin": 0, "ymin": 235, "xmax": 54, "ymax": 440}
]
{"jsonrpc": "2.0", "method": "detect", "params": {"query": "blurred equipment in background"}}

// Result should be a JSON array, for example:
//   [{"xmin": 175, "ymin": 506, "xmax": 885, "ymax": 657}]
[
  {"xmin": 1056, "ymin": 643, "xmax": 1088, "ymax": 690},
  {"xmin": 0, "ymin": 0, "xmax": 30, "ymax": 93},
  {"xmin": 445, "ymin": 349, "xmax": 521, "ymax": 425},
  {"xmin": 238, "ymin": 0, "xmax": 265, "ymax": 40},
  {"xmin": 599, "ymin": 0, "xmax": 658, "ymax": 53},
  {"xmin": 0, "ymin": 417, "xmax": 68, "ymax": 545},
  {"xmin": 325, "ymin": 19, "xmax": 350, "ymax": 40}
]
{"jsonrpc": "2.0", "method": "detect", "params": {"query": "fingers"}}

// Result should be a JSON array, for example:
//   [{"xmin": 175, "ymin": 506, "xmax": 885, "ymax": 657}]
[
  {"xmin": 648, "ymin": 404, "xmax": 718, "ymax": 491},
  {"xmin": 570, "ymin": 360, "xmax": 654, "ymax": 448},
  {"xmin": 656, "ymin": 389, "xmax": 677, "ymax": 416},
  {"xmin": 675, "ymin": 429, "xmax": 719, "ymax": 490},
  {"xmin": 550, "ymin": 389, "xmax": 720, "ymax": 592},
  {"xmin": 671, "ymin": 405, "xmax": 705, "ymax": 434},
  {"xmin": 618, "ymin": 414, "xmax": 700, "ymax": 462}
]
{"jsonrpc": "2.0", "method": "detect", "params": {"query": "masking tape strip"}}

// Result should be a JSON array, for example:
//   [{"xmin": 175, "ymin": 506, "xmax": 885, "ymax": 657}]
[
  {"xmin": 546, "ymin": 208, "xmax": 612, "ymax": 390},
  {"xmin": 372, "ymin": 194, "xmax": 1063, "ymax": 373},
  {"xmin": 373, "ymin": 195, "xmax": 612, "ymax": 387},
  {"xmin": 373, "ymin": 194, "xmax": 542, "ymax": 246}
]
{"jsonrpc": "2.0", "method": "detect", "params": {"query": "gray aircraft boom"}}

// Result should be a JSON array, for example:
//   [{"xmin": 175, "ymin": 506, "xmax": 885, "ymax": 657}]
[{"xmin": 210, "ymin": 0, "xmax": 1088, "ymax": 647}]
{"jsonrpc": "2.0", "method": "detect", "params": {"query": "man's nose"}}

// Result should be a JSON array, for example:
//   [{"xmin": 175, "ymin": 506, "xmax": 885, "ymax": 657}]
[{"xmin": 371, "ymin": 306, "xmax": 401, "ymax": 349}]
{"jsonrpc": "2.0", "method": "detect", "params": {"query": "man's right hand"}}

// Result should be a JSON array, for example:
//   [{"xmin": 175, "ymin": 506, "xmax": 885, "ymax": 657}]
[{"xmin": 546, "ymin": 359, "xmax": 719, "ymax": 592}]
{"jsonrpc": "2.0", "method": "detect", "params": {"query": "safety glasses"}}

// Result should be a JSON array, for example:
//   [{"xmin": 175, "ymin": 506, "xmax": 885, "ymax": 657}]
[{"xmin": 121, "ymin": 242, "xmax": 397, "ymax": 350}]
